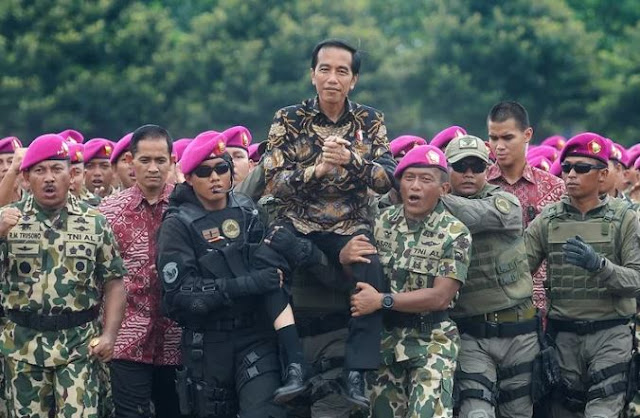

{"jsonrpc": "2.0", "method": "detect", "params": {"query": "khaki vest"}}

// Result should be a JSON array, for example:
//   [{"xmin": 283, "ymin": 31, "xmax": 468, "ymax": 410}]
[
  {"xmin": 452, "ymin": 230, "xmax": 532, "ymax": 318},
  {"xmin": 545, "ymin": 201, "xmax": 636, "ymax": 320}
]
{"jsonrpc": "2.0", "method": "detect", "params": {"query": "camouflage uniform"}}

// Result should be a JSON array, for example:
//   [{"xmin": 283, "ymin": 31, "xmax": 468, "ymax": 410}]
[
  {"xmin": 0, "ymin": 194, "xmax": 126, "ymax": 418},
  {"xmin": 78, "ymin": 188, "xmax": 101, "ymax": 208},
  {"xmin": 367, "ymin": 201, "xmax": 471, "ymax": 417},
  {"xmin": 625, "ymin": 203, "xmax": 640, "ymax": 418}
]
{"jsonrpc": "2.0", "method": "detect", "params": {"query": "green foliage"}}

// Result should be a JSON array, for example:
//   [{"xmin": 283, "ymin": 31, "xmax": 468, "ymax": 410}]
[{"xmin": 0, "ymin": 0, "xmax": 638, "ymax": 145}]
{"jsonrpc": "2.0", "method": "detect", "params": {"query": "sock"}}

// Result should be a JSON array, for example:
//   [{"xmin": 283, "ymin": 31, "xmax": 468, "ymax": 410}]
[{"xmin": 277, "ymin": 324, "xmax": 304, "ymax": 364}]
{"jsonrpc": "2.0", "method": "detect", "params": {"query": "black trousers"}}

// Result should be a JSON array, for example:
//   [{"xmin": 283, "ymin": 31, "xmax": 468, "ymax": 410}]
[
  {"xmin": 109, "ymin": 359, "xmax": 184, "ymax": 418},
  {"xmin": 181, "ymin": 326, "xmax": 286, "ymax": 418},
  {"xmin": 280, "ymin": 222, "xmax": 384, "ymax": 371}
]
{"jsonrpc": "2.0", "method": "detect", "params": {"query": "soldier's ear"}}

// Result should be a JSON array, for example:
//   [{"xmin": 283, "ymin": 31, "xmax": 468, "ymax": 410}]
[
  {"xmin": 124, "ymin": 151, "xmax": 133, "ymax": 165},
  {"xmin": 598, "ymin": 167, "xmax": 609, "ymax": 184},
  {"xmin": 440, "ymin": 182, "xmax": 451, "ymax": 195}
]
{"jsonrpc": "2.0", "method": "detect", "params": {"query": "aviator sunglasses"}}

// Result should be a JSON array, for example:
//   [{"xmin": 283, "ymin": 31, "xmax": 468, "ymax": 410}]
[
  {"xmin": 560, "ymin": 162, "xmax": 606, "ymax": 174},
  {"xmin": 192, "ymin": 162, "xmax": 231, "ymax": 178},
  {"xmin": 450, "ymin": 160, "xmax": 487, "ymax": 174}
]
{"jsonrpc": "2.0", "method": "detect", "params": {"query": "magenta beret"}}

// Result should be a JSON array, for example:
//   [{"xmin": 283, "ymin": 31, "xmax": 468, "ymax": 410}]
[
  {"xmin": 224, "ymin": 126, "xmax": 252, "ymax": 150},
  {"xmin": 394, "ymin": 145, "xmax": 448, "ymax": 178},
  {"xmin": 527, "ymin": 155, "xmax": 552, "ymax": 172},
  {"xmin": 549, "ymin": 159, "xmax": 562, "ymax": 177},
  {"xmin": 0, "ymin": 136, "xmax": 22, "ymax": 154},
  {"xmin": 173, "ymin": 138, "xmax": 193, "ymax": 162},
  {"xmin": 527, "ymin": 145, "xmax": 559, "ymax": 162},
  {"xmin": 68, "ymin": 142, "xmax": 85, "ymax": 164},
  {"xmin": 180, "ymin": 131, "xmax": 227, "ymax": 175},
  {"xmin": 21, "ymin": 134, "xmax": 69, "ymax": 171},
  {"xmin": 559, "ymin": 132, "xmax": 610, "ymax": 165},
  {"xmin": 58, "ymin": 129, "xmax": 84, "ymax": 144},
  {"xmin": 609, "ymin": 142, "xmax": 630, "ymax": 167},
  {"xmin": 389, "ymin": 135, "xmax": 427, "ymax": 158},
  {"xmin": 84, "ymin": 138, "xmax": 114, "ymax": 162},
  {"xmin": 430, "ymin": 126, "xmax": 467, "ymax": 150},
  {"xmin": 110, "ymin": 133, "xmax": 133, "ymax": 164},
  {"xmin": 540, "ymin": 135, "xmax": 566, "ymax": 151}
]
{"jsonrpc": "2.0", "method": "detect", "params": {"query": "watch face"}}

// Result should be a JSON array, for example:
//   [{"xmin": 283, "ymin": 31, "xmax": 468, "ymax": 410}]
[{"xmin": 383, "ymin": 295, "xmax": 393, "ymax": 308}]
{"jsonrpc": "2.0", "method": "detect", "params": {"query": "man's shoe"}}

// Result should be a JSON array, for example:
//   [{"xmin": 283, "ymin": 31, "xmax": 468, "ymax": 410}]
[
  {"xmin": 273, "ymin": 363, "xmax": 308, "ymax": 404},
  {"xmin": 339, "ymin": 370, "xmax": 370, "ymax": 410}
]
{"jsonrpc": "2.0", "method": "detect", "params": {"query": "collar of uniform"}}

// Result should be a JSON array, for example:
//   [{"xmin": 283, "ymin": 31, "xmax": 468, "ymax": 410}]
[
  {"xmin": 486, "ymin": 162, "xmax": 535, "ymax": 184},
  {"xmin": 390, "ymin": 200, "xmax": 445, "ymax": 233},
  {"xmin": 21, "ymin": 193, "xmax": 81, "ymax": 216},
  {"xmin": 561, "ymin": 194, "xmax": 610, "ymax": 216},
  {"xmin": 309, "ymin": 96, "xmax": 355, "ymax": 120},
  {"xmin": 129, "ymin": 183, "xmax": 173, "ymax": 209},
  {"xmin": 466, "ymin": 183, "xmax": 500, "ymax": 199}
]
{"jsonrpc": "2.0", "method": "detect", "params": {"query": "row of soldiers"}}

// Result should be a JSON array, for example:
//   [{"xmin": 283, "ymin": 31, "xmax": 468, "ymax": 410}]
[{"xmin": 0, "ymin": 38, "xmax": 639, "ymax": 418}]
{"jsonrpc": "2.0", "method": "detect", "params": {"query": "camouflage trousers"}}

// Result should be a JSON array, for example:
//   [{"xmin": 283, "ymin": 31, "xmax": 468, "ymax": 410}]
[
  {"xmin": 97, "ymin": 361, "xmax": 114, "ymax": 418},
  {"xmin": 3, "ymin": 356, "xmax": 99, "ymax": 418},
  {"xmin": 366, "ymin": 353, "xmax": 457, "ymax": 417},
  {"xmin": 622, "ymin": 314, "xmax": 640, "ymax": 418}
]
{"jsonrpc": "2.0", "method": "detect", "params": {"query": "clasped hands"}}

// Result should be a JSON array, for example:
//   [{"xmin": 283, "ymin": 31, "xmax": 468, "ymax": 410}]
[{"xmin": 314, "ymin": 136, "xmax": 353, "ymax": 178}]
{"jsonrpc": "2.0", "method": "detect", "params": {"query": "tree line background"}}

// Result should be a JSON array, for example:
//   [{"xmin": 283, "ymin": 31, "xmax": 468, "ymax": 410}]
[{"xmin": 1, "ymin": 0, "xmax": 639, "ymax": 146}]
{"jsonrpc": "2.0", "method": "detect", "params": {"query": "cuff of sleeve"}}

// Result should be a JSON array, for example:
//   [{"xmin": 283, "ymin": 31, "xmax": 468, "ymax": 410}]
[{"xmin": 595, "ymin": 258, "xmax": 614, "ymax": 281}]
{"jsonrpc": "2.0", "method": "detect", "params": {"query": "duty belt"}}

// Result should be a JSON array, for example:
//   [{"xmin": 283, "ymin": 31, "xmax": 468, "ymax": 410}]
[
  {"xmin": 198, "ymin": 312, "xmax": 259, "ymax": 331},
  {"xmin": 549, "ymin": 318, "xmax": 630, "ymax": 335},
  {"xmin": 383, "ymin": 311, "xmax": 449, "ymax": 333},
  {"xmin": 296, "ymin": 311, "xmax": 350, "ymax": 338},
  {"xmin": 7, "ymin": 307, "xmax": 99, "ymax": 332},
  {"xmin": 463, "ymin": 305, "xmax": 537, "ymax": 324}
]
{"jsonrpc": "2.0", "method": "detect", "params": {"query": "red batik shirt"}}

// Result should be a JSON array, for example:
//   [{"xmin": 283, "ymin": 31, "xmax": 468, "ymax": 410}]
[
  {"xmin": 99, "ymin": 184, "xmax": 181, "ymax": 365},
  {"xmin": 487, "ymin": 163, "xmax": 566, "ymax": 314}
]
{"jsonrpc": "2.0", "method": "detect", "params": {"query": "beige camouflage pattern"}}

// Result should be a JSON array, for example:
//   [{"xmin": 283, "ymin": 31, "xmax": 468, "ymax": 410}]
[
  {"xmin": 367, "ymin": 321, "xmax": 458, "ymax": 418},
  {"xmin": 368, "ymin": 201, "xmax": 470, "ymax": 416},
  {"xmin": 0, "ymin": 194, "xmax": 125, "ymax": 417}
]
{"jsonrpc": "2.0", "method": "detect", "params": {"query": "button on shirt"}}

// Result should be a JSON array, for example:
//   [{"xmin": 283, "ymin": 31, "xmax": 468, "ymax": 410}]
[
  {"xmin": 99, "ymin": 184, "xmax": 181, "ymax": 365},
  {"xmin": 263, "ymin": 97, "xmax": 396, "ymax": 235}
]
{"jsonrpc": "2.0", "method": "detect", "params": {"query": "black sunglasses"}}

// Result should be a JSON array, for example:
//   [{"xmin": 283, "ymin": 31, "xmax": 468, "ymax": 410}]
[
  {"xmin": 560, "ymin": 162, "xmax": 606, "ymax": 174},
  {"xmin": 192, "ymin": 162, "xmax": 230, "ymax": 178},
  {"xmin": 451, "ymin": 160, "xmax": 487, "ymax": 174}
]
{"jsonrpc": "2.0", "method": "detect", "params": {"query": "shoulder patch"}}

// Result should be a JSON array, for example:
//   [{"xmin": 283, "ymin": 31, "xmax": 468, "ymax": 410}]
[
  {"xmin": 494, "ymin": 196, "xmax": 512, "ymax": 214},
  {"xmin": 162, "ymin": 262, "xmax": 179, "ymax": 284}
]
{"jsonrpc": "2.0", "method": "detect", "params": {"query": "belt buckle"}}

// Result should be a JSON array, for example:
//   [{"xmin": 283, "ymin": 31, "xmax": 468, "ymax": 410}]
[
  {"xmin": 418, "ymin": 315, "xmax": 431, "ymax": 333},
  {"xmin": 574, "ymin": 320, "xmax": 593, "ymax": 335},
  {"xmin": 485, "ymin": 321, "xmax": 500, "ymax": 338}
]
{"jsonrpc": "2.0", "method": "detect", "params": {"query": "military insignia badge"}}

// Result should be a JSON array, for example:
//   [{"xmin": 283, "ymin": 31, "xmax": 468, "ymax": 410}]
[
  {"xmin": 202, "ymin": 227, "xmax": 222, "ymax": 243},
  {"xmin": 588, "ymin": 140, "xmax": 601, "ymax": 154},
  {"xmin": 75, "ymin": 150, "xmax": 83, "ymax": 162},
  {"xmin": 11, "ymin": 138, "xmax": 20, "ymax": 150},
  {"xmin": 494, "ymin": 196, "xmax": 511, "ymax": 214},
  {"xmin": 221, "ymin": 219, "xmax": 240, "ymax": 239},
  {"xmin": 427, "ymin": 150, "xmax": 440, "ymax": 164},
  {"xmin": 541, "ymin": 160, "xmax": 550, "ymax": 171},
  {"xmin": 59, "ymin": 141, "xmax": 69, "ymax": 157},
  {"xmin": 162, "ymin": 262, "xmax": 179, "ymax": 284},
  {"xmin": 241, "ymin": 132, "xmax": 249, "ymax": 147},
  {"xmin": 216, "ymin": 141, "xmax": 226, "ymax": 155},
  {"xmin": 459, "ymin": 137, "xmax": 477, "ymax": 149},
  {"xmin": 104, "ymin": 145, "xmax": 112, "ymax": 157}
]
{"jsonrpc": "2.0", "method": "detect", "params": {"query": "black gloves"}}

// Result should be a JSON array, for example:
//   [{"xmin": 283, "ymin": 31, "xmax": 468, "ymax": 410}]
[
  {"xmin": 563, "ymin": 235, "xmax": 604, "ymax": 272},
  {"xmin": 216, "ymin": 268, "xmax": 281, "ymax": 297}
]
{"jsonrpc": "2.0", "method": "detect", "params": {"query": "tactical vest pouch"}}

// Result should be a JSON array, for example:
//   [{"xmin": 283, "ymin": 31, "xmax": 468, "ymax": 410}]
[{"xmin": 531, "ymin": 345, "xmax": 561, "ymax": 403}]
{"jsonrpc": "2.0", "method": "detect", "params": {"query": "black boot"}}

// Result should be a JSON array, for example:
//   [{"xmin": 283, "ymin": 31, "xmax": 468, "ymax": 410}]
[
  {"xmin": 273, "ymin": 363, "xmax": 308, "ymax": 404},
  {"xmin": 339, "ymin": 370, "xmax": 370, "ymax": 410}
]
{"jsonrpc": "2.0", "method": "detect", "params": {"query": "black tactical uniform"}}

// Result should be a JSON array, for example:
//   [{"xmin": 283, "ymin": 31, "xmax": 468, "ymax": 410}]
[{"xmin": 157, "ymin": 183, "xmax": 286, "ymax": 418}]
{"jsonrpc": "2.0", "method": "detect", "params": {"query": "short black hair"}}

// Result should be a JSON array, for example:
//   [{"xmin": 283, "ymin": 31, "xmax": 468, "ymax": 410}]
[
  {"xmin": 487, "ymin": 101, "xmax": 530, "ymax": 131},
  {"xmin": 310, "ymin": 39, "xmax": 361, "ymax": 75},
  {"xmin": 130, "ymin": 124, "xmax": 173, "ymax": 156}
]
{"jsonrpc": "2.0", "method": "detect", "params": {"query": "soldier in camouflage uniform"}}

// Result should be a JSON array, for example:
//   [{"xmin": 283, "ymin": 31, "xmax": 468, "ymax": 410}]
[
  {"xmin": 66, "ymin": 142, "xmax": 102, "ymax": 208},
  {"xmin": 344, "ymin": 145, "xmax": 471, "ymax": 417},
  {"xmin": 441, "ymin": 135, "xmax": 539, "ymax": 418},
  {"xmin": 0, "ymin": 134, "xmax": 127, "ymax": 418},
  {"xmin": 526, "ymin": 133, "xmax": 640, "ymax": 418}
]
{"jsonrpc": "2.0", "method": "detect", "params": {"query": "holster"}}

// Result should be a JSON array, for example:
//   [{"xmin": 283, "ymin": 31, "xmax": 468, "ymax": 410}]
[{"xmin": 531, "ymin": 345, "xmax": 561, "ymax": 402}]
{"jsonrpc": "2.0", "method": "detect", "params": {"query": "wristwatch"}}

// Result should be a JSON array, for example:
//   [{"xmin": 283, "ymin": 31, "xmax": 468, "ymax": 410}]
[{"xmin": 381, "ymin": 293, "xmax": 394, "ymax": 310}]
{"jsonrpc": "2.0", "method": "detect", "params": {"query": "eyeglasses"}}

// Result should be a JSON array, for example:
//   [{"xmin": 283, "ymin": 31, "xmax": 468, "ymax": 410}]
[
  {"xmin": 451, "ymin": 160, "xmax": 487, "ymax": 174},
  {"xmin": 560, "ymin": 162, "xmax": 606, "ymax": 174},
  {"xmin": 192, "ymin": 162, "xmax": 230, "ymax": 178}
]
